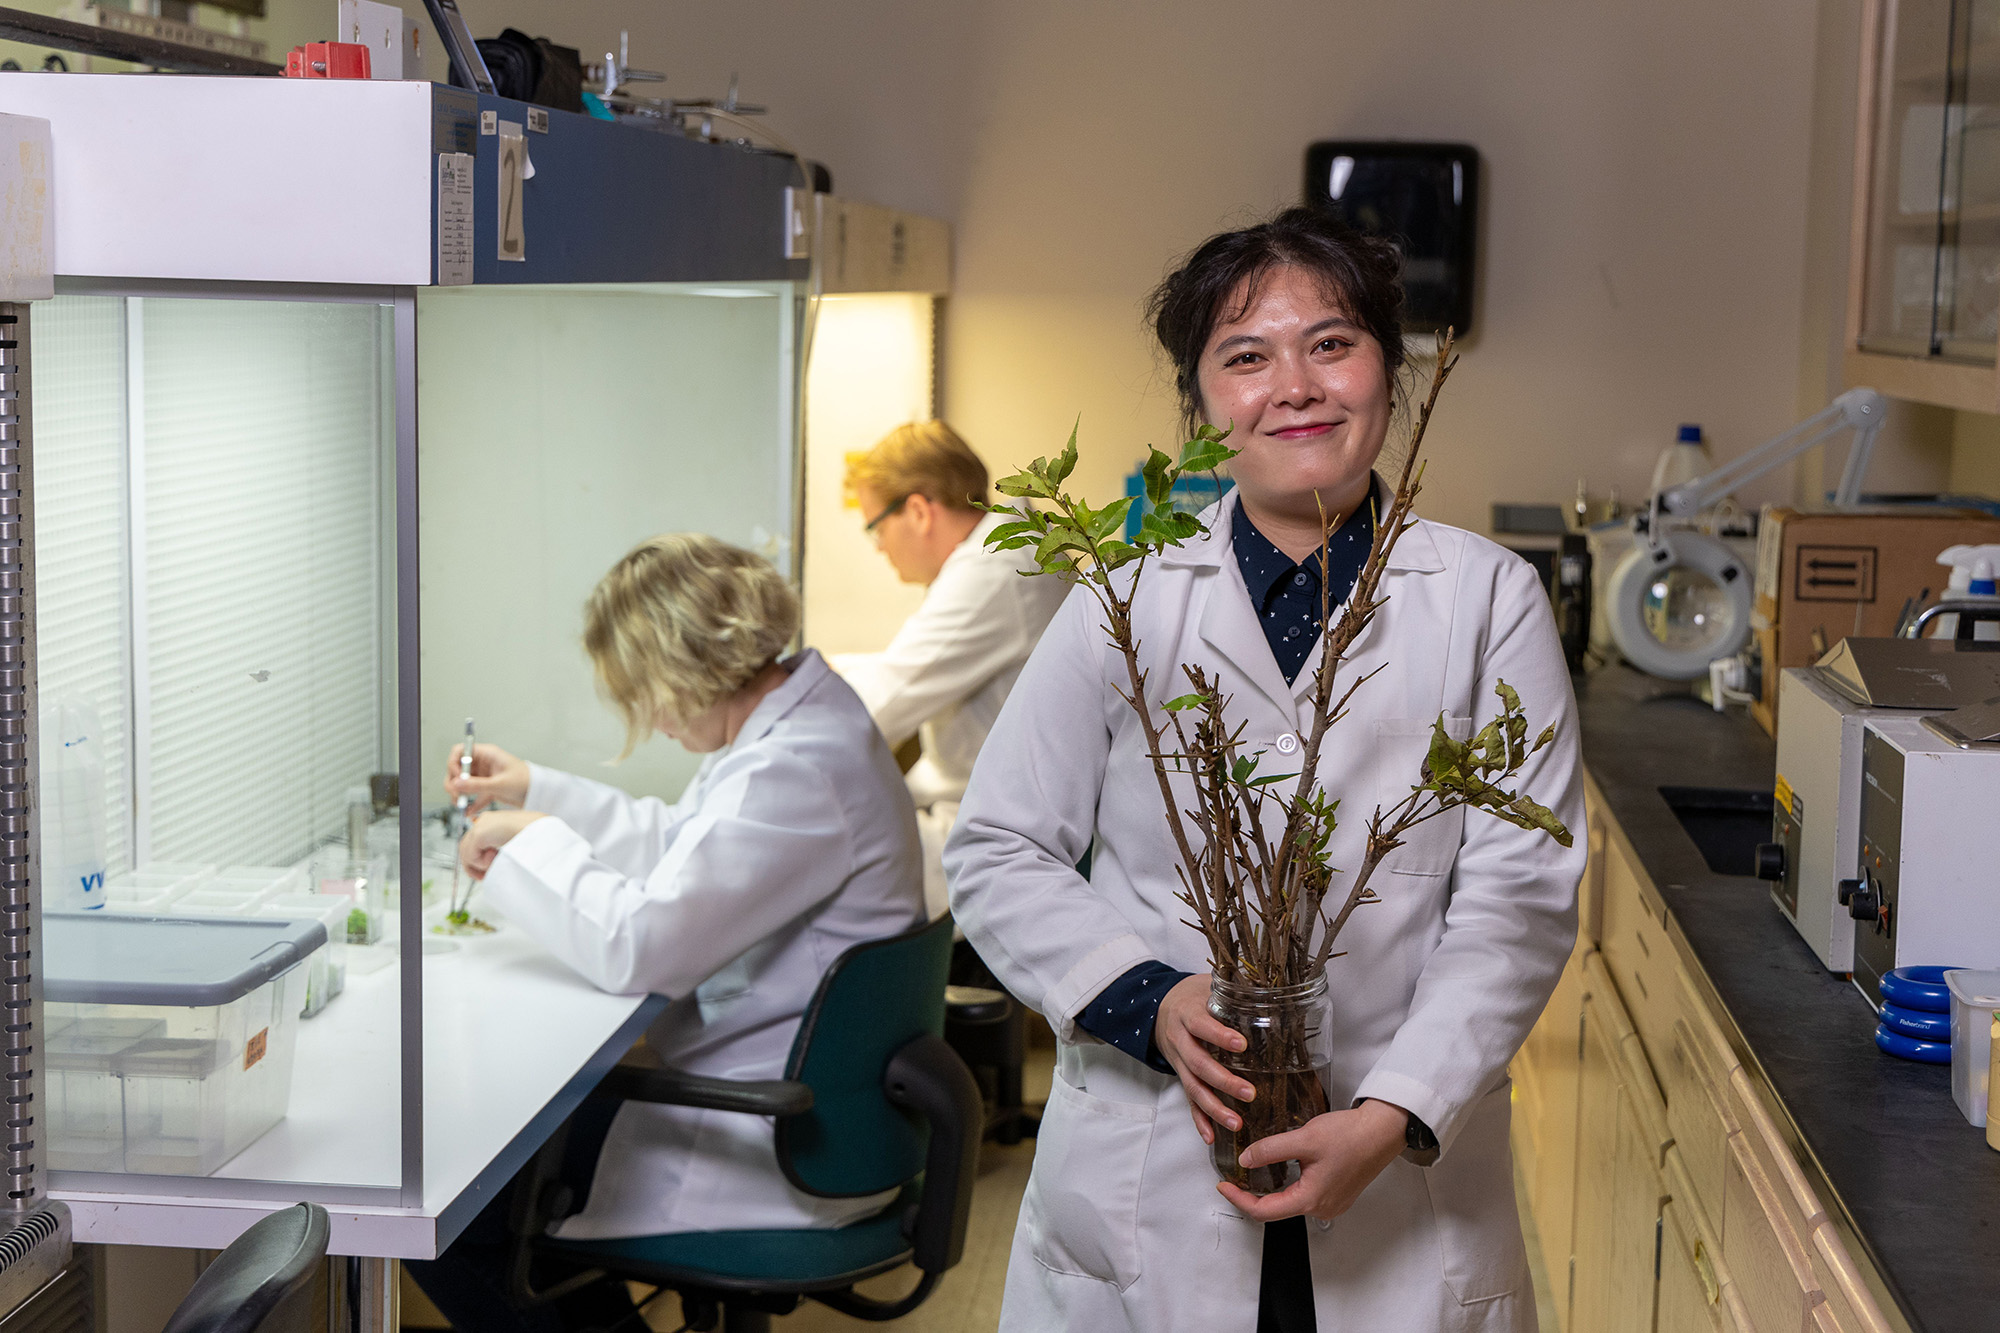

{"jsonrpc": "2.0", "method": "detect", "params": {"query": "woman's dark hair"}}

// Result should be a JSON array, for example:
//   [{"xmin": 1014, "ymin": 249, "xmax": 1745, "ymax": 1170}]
[{"xmin": 1146, "ymin": 206, "xmax": 1405, "ymax": 432}]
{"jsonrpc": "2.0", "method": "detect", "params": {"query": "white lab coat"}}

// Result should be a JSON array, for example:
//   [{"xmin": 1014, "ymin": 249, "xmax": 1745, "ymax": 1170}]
[
  {"xmin": 834, "ymin": 509, "xmax": 1067, "ymax": 916},
  {"xmin": 481, "ymin": 649, "xmax": 926, "ymax": 1240},
  {"xmin": 945, "ymin": 487, "xmax": 1585, "ymax": 1332}
]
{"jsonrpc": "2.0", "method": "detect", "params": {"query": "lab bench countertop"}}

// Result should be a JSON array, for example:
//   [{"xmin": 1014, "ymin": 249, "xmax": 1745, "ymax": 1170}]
[{"xmin": 1575, "ymin": 663, "xmax": 2000, "ymax": 1333}]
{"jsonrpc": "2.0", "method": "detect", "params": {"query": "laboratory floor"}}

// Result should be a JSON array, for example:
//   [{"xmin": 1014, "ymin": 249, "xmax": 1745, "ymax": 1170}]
[{"xmin": 405, "ymin": 1035, "xmax": 1563, "ymax": 1333}]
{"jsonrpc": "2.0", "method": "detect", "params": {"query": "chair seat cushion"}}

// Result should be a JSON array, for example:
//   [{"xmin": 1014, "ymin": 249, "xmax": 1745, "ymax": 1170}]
[{"xmin": 545, "ymin": 1188, "xmax": 915, "ymax": 1292}]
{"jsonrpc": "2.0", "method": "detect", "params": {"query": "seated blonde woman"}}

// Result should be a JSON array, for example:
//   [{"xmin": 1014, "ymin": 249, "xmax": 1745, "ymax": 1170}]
[{"xmin": 412, "ymin": 534, "xmax": 924, "ymax": 1331}]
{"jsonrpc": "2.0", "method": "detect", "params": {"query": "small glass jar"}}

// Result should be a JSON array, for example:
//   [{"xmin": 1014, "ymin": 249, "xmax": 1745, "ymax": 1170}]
[{"xmin": 1207, "ymin": 971, "xmax": 1334, "ymax": 1194}]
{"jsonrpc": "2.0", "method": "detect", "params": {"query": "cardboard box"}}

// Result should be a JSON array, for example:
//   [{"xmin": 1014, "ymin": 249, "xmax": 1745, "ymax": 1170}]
[{"xmin": 1750, "ymin": 506, "xmax": 2000, "ymax": 735}]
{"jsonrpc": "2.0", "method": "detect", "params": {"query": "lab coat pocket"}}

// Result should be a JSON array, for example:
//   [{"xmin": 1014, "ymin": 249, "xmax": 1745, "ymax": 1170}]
[
  {"xmin": 1024, "ymin": 1074, "xmax": 1156, "ymax": 1289},
  {"xmin": 1420, "ymin": 1082, "xmax": 1527, "ymax": 1305},
  {"xmin": 1375, "ymin": 716, "xmax": 1472, "ymax": 877}
]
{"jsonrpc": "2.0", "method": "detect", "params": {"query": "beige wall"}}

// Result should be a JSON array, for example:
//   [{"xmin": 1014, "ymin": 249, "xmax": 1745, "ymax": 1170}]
[{"xmin": 459, "ymin": 0, "xmax": 1843, "ymax": 546}]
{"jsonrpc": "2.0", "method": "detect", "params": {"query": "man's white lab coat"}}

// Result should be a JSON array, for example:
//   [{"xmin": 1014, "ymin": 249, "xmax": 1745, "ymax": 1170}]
[
  {"xmin": 945, "ymin": 488, "xmax": 1586, "ymax": 1331},
  {"xmin": 481, "ymin": 650, "xmax": 926, "ymax": 1239},
  {"xmin": 835, "ymin": 510, "xmax": 1066, "ymax": 915}
]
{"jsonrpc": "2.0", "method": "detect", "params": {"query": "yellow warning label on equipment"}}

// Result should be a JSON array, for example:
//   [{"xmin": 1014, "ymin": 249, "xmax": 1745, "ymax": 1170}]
[{"xmin": 1774, "ymin": 774, "xmax": 1795, "ymax": 816}]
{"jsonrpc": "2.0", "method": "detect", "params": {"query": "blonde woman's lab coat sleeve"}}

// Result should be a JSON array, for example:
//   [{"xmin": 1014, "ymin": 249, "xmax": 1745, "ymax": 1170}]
[
  {"xmin": 519, "ymin": 762, "xmax": 693, "ymax": 882},
  {"xmin": 487, "ymin": 749, "xmax": 852, "ymax": 998}
]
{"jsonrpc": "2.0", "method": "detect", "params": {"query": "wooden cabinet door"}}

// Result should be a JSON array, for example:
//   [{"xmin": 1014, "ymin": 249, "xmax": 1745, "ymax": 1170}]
[
  {"xmin": 1568, "ymin": 984, "xmax": 1621, "ymax": 1332},
  {"xmin": 1571, "ymin": 982, "xmax": 1664, "ymax": 1332},
  {"xmin": 1516, "ymin": 941, "xmax": 1586, "ymax": 1331}
]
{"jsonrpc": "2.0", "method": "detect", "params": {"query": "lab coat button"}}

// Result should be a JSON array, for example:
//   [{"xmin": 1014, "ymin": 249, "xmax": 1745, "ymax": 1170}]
[
  {"xmin": 1275, "ymin": 733, "xmax": 1299, "ymax": 755},
  {"xmin": 1315, "ymin": 1217, "xmax": 1331, "ymax": 1232}
]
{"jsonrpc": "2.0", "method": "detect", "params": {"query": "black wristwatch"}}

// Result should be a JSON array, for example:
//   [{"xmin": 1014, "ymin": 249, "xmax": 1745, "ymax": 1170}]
[
  {"xmin": 1356, "ymin": 1098, "xmax": 1440, "ymax": 1165},
  {"xmin": 1404, "ymin": 1112, "xmax": 1439, "ymax": 1165}
]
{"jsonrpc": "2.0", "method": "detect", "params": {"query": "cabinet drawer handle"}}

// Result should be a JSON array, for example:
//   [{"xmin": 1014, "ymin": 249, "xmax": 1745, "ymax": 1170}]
[{"xmin": 1694, "ymin": 1238, "xmax": 1720, "ymax": 1305}]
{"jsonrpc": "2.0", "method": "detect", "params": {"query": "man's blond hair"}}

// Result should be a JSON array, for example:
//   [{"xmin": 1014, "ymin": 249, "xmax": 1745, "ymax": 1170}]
[
  {"xmin": 844, "ymin": 420, "xmax": 989, "ymax": 512},
  {"xmin": 583, "ymin": 533, "xmax": 799, "ymax": 756}
]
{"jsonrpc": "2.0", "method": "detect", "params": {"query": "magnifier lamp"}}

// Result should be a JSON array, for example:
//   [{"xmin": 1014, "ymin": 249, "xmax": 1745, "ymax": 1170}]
[{"xmin": 1607, "ymin": 388, "xmax": 1885, "ymax": 679}]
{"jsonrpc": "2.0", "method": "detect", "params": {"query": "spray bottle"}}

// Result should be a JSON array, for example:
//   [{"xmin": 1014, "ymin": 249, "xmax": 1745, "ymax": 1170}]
[{"xmin": 1931, "ymin": 544, "xmax": 2000, "ymax": 641}]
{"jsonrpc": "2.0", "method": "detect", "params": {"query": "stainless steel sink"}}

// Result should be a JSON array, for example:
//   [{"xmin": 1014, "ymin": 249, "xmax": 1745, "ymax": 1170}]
[{"xmin": 1657, "ymin": 786, "xmax": 1773, "ymax": 878}]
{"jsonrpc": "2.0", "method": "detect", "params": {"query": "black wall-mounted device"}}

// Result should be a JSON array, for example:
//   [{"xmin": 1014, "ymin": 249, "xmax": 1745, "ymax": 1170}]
[{"xmin": 1303, "ymin": 141, "xmax": 1479, "ymax": 337}]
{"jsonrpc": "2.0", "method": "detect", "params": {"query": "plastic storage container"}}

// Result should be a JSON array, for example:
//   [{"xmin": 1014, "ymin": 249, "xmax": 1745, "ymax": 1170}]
[
  {"xmin": 45, "ymin": 913, "xmax": 324, "ymax": 1176},
  {"xmin": 255, "ymin": 894, "xmax": 350, "ymax": 1017},
  {"xmin": 1947, "ymin": 968, "xmax": 2000, "ymax": 1127}
]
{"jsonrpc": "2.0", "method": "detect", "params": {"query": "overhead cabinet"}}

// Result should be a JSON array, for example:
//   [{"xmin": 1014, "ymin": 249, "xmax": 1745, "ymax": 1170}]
[{"xmin": 1845, "ymin": 0, "xmax": 2000, "ymax": 410}]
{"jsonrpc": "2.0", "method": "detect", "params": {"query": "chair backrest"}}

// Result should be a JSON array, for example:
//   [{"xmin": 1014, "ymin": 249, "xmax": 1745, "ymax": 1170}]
[
  {"xmin": 162, "ymin": 1203, "xmax": 330, "ymax": 1333},
  {"xmin": 775, "ymin": 912, "xmax": 953, "ymax": 1198}
]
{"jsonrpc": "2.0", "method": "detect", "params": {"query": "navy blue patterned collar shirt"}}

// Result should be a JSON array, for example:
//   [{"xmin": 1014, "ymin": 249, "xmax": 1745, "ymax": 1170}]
[{"xmin": 1231, "ymin": 494, "xmax": 1376, "ymax": 684}]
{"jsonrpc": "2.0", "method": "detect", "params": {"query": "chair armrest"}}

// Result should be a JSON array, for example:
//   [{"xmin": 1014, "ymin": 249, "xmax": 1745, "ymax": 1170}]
[
  {"xmin": 596, "ymin": 1065, "xmax": 815, "ymax": 1117},
  {"xmin": 885, "ymin": 1032, "xmax": 983, "ymax": 1274}
]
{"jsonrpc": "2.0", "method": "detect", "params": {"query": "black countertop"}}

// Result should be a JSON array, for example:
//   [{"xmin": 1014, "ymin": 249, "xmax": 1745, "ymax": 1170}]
[{"xmin": 1576, "ymin": 664, "xmax": 1999, "ymax": 1333}]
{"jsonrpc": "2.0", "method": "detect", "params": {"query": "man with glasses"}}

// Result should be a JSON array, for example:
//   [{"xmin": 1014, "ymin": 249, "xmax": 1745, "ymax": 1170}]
[{"xmin": 835, "ymin": 421, "xmax": 1066, "ymax": 918}]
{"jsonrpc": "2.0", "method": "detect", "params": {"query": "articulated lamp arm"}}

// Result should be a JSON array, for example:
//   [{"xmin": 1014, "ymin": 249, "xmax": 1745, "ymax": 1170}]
[{"xmin": 1654, "ymin": 387, "xmax": 1885, "ymax": 521}]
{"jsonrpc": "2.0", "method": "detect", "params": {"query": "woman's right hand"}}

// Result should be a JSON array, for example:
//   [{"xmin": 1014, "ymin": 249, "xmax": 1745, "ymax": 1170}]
[
  {"xmin": 444, "ymin": 742, "xmax": 530, "ymax": 814},
  {"xmin": 1153, "ymin": 973, "xmax": 1255, "ymax": 1145}
]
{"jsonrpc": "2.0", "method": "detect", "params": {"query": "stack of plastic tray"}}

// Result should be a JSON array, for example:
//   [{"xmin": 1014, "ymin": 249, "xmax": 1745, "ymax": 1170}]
[
  {"xmin": 102, "ymin": 863, "xmax": 215, "ymax": 914},
  {"xmin": 45, "ymin": 914, "xmax": 324, "ymax": 1176},
  {"xmin": 171, "ymin": 866, "xmax": 312, "ymax": 918}
]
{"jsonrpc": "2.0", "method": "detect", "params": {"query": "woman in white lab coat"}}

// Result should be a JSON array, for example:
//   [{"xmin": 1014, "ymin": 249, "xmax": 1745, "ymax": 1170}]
[
  {"xmin": 945, "ymin": 208, "xmax": 1586, "ymax": 1333},
  {"xmin": 409, "ymin": 533, "xmax": 924, "ymax": 1333},
  {"xmin": 834, "ymin": 421, "xmax": 1066, "ymax": 918}
]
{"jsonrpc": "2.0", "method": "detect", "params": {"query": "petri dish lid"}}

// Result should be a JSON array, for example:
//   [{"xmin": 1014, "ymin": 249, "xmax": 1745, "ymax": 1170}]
[{"xmin": 45, "ymin": 913, "xmax": 327, "ymax": 1007}]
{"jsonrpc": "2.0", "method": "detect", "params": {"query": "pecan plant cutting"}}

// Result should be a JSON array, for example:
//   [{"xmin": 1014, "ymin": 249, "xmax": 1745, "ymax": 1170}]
[{"xmin": 983, "ymin": 331, "xmax": 1573, "ymax": 1192}]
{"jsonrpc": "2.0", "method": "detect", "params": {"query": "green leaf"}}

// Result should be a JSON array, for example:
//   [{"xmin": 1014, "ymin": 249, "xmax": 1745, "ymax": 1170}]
[
  {"xmin": 1495, "ymin": 793, "xmax": 1574, "ymax": 847},
  {"xmin": 994, "ymin": 466, "xmax": 1051, "ymax": 499},
  {"xmin": 1142, "ymin": 447, "xmax": 1174, "ymax": 506},
  {"xmin": 1178, "ymin": 437, "xmax": 1238, "ymax": 476},
  {"xmin": 1138, "ymin": 508, "xmax": 1203, "ymax": 548},
  {"xmin": 1493, "ymin": 679, "xmax": 1522, "ymax": 714},
  {"xmin": 1164, "ymin": 692, "xmax": 1208, "ymax": 712},
  {"xmin": 1246, "ymin": 771, "xmax": 1297, "ymax": 788},
  {"xmin": 1088, "ymin": 496, "xmax": 1136, "ymax": 542},
  {"xmin": 1096, "ymin": 540, "xmax": 1142, "ymax": 569},
  {"xmin": 1034, "ymin": 528, "xmax": 1089, "ymax": 568},
  {"xmin": 1533, "ymin": 723, "xmax": 1557, "ymax": 755},
  {"xmin": 1048, "ymin": 422, "xmax": 1080, "ymax": 486},
  {"xmin": 984, "ymin": 517, "xmax": 1041, "ymax": 546},
  {"xmin": 1231, "ymin": 755, "xmax": 1258, "ymax": 784},
  {"xmin": 1470, "ymin": 717, "xmax": 1506, "ymax": 769}
]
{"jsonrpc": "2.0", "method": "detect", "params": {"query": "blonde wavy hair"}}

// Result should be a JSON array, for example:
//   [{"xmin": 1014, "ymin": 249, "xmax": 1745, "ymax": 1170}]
[
  {"xmin": 583, "ymin": 534, "xmax": 800, "ymax": 756},
  {"xmin": 843, "ymin": 420, "xmax": 989, "ymax": 512}
]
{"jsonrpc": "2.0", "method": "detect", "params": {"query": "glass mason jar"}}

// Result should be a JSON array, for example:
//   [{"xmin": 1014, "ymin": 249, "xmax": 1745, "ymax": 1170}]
[{"xmin": 1207, "ymin": 972, "xmax": 1334, "ymax": 1194}]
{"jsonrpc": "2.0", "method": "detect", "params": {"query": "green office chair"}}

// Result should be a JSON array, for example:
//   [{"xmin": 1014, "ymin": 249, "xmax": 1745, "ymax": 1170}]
[{"xmin": 507, "ymin": 913, "xmax": 981, "ymax": 1332}]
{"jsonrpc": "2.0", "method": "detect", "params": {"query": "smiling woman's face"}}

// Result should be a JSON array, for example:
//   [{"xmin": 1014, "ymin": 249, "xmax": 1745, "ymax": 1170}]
[{"xmin": 1196, "ymin": 264, "xmax": 1391, "ymax": 530}]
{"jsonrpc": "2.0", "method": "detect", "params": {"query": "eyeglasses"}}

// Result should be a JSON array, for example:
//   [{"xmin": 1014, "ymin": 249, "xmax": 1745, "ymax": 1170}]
[{"xmin": 863, "ymin": 494, "xmax": 910, "ymax": 534}]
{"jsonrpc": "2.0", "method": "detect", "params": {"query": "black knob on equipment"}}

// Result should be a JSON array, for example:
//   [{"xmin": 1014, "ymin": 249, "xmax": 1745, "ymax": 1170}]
[
  {"xmin": 1847, "ymin": 885, "xmax": 1879, "ymax": 922},
  {"xmin": 1837, "ymin": 878, "xmax": 1860, "ymax": 905},
  {"xmin": 1754, "ymin": 843, "xmax": 1786, "ymax": 881}
]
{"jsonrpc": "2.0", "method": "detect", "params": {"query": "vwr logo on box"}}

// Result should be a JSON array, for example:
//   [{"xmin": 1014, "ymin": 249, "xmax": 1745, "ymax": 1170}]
[{"xmin": 1793, "ymin": 545, "xmax": 1877, "ymax": 602}]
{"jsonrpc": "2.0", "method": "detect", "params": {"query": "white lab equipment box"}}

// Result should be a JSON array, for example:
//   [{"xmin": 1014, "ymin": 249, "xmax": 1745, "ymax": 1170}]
[
  {"xmin": 45, "ymin": 915, "xmax": 322, "ymax": 1176},
  {"xmin": 1851, "ymin": 716, "xmax": 2000, "ymax": 1006},
  {"xmin": 1771, "ymin": 667, "xmax": 1879, "ymax": 970}
]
